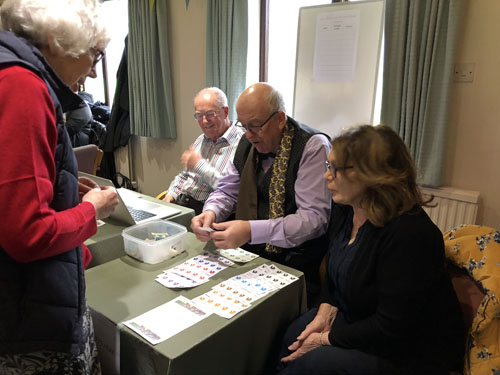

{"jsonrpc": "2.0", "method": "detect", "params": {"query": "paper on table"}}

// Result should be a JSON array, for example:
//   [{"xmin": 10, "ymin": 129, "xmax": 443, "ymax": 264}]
[
  {"xmin": 122, "ymin": 296, "xmax": 211, "ymax": 345},
  {"xmin": 240, "ymin": 264, "xmax": 299, "ymax": 288},
  {"xmin": 156, "ymin": 251, "xmax": 234, "ymax": 289},
  {"xmin": 192, "ymin": 264, "xmax": 299, "ymax": 319},
  {"xmin": 215, "ymin": 248, "xmax": 259, "ymax": 263},
  {"xmin": 155, "ymin": 270, "xmax": 209, "ymax": 289},
  {"xmin": 192, "ymin": 289, "xmax": 252, "ymax": 319}
]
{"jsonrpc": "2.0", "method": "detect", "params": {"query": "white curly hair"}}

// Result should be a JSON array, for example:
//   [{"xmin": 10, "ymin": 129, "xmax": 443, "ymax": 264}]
[{"xmin": 0, "ymin": 0, "xmax": 110, "ymax": 57}]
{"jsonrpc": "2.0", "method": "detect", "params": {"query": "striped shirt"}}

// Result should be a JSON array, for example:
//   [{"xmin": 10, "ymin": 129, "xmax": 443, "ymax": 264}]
[{"xmin": 167, "ymin": 123, "xmax": 245, "ymax": 202}]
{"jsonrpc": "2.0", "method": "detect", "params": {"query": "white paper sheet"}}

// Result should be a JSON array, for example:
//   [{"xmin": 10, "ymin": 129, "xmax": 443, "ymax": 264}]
[
  {"xmin": 122, "ymin": 296, "xmax": 211, "ymax": 345},
  {"xmin": 313, "ymin": 9, "xmax": 360, "ymax": 82}
]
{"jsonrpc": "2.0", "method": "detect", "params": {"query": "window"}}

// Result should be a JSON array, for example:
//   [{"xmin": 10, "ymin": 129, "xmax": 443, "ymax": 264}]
[
  {"xmin": 84, "ymin": 0, "xmax": 129, "ymax": 106},
  {"xmin": 247, "ymin": 0, "xmax": 383, "ymax": 125},
  {"xmin": 246, "ymin": 0, "xmax": 260, "ymax": 87},
  {"xmin": 268, "ymin": 0, "xmax": 332, "ymax": 109},
  {"xmin": 246, "ymin": 0, "xmax": 332, "ymax": 110}
]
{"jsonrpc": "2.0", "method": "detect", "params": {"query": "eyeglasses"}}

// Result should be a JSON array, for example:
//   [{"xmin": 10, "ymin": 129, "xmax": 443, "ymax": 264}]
[
  {"xmin": 92, "ymin": 49, "xmax": 105, "ymax": 67},
  {"xmin": 235, "ymin": 111, "xmax": 278, "ymax": 134},
  {"xmin": 325, "ymin": 160, "xmax": 353, "ymax": 178},
  {"xmin": 193, "ymin": 109, "xmax": 222, "ymax": 121}
]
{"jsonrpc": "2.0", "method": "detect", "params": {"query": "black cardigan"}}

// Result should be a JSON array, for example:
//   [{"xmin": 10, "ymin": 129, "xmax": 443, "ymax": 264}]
[{"xmin": 325, "ymin": 204, "xmax": 465, "ymax": 374}]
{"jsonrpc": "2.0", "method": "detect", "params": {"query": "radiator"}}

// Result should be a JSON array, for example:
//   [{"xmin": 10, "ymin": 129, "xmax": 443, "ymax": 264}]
[{"xmin": 419, "ymin": 186, "xmax": 480, "ymax": 233}]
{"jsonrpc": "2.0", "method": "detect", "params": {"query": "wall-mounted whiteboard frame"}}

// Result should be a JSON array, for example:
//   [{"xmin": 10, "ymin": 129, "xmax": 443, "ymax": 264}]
[{"xmin": 292, "ymin": 0, "xmax": 384, "ymax": 138}]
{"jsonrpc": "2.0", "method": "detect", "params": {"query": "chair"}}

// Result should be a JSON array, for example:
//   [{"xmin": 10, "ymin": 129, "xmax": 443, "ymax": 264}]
[
  {"xmin": 73, "ymin": 144, "xmax": 104, "ymax": 175},
  {"xmin": 156, "ymin": 190, "xmax": 168, "ymax": 200},
  {"xmin": 444, "ymin": 225, "xmax": 500, "ymax": 375}
]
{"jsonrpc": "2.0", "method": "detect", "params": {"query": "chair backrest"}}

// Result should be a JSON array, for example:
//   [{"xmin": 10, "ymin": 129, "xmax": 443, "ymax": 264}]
[
  {"xmin": 73, "ymin": 144, "xmax": 104, "ymax": 175},
  {"xmin": 156, "ymin": 190, "xmax": 168, "ymax": 200},
  {"xmin": 446, "ymin": 260, "xmax": 485, "ymax": 331},
  {"xmin": 444, "ymin": 225, "xmax": 500, "ymax": 375}
]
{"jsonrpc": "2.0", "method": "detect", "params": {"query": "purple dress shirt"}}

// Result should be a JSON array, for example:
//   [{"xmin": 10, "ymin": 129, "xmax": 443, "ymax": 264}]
[{"xmin": 203, "ymin": 134, "xmax": 332, "ymax": 248}]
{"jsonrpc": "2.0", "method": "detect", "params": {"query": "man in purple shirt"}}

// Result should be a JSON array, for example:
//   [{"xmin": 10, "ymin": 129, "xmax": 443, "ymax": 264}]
[{"xmin": 191, "ymin": 83, "xmax": 331, "ymax": 303}]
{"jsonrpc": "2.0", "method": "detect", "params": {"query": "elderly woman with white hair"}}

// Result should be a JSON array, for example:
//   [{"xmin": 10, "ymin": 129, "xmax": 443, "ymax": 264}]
[{"xmin": 0, "ymin": 1, "xmax": 119, "ymax": 373}]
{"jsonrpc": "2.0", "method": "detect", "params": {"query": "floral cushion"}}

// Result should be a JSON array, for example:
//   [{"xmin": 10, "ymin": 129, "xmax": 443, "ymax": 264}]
[{"xmin": 444, "ymin": 225, "xmax": 500, "ymax": 375}]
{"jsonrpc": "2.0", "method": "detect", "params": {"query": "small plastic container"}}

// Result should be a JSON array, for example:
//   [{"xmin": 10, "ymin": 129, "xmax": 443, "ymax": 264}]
[{"xmin": 122, "ymin": 219, "xmax": 187, "ymax": 264}]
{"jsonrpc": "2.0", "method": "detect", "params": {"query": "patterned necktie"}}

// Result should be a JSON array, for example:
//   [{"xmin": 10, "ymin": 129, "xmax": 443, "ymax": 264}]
[{"xmin": 265, "ymin": 121, "xmax": 294, "ymax": 254}]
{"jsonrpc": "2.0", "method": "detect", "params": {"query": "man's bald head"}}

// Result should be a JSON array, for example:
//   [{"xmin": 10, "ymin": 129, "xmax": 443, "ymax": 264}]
[
  {"xmin": 235, "ymin": 83, "xmax": 287, "ymax": 153},
  {"xmin": 236, "ymin": 82, "xmax": 285, "ymax": 115}
]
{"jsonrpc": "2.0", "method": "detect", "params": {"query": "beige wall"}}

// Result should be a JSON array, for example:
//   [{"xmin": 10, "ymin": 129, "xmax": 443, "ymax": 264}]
[
  {"xmin": 125, "ymin": 0, "xmax": 500, "ymax": 229},
  {"xmin": 121, "ymin": 0, "xmax": 207, "ymax": 198},
  {"xmin": 446, "ymin": 0, "xmax": 500, "ymax": 229}
]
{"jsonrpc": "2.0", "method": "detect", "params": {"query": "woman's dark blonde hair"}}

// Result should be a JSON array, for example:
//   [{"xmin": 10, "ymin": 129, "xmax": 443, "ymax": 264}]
[{"xmin": 332, "ymin": 124, "xmax": 431, "ymax": 227}]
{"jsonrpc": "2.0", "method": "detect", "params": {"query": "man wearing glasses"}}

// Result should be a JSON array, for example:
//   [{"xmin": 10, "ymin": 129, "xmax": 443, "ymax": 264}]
[
  {"xmin": 162, "ymin": 87, "xmax": 245, "ymax": 214},
  {"xmin": 192, "ymin": 82, "xmax": 331, "ymax": 305}
]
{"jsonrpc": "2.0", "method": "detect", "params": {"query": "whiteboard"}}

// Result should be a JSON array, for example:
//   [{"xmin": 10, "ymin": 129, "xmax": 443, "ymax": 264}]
[{"xmin": 292, "ymin": 0, "xmax": 384, "ymax": 138}]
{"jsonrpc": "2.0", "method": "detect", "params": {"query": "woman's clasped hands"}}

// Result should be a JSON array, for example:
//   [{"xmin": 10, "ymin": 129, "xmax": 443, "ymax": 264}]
[{"xmin": 281, "ymin": 303, "xmax": 337, "ymax": 363}]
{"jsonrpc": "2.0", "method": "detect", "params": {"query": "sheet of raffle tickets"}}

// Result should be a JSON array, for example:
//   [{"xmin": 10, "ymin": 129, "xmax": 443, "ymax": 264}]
[
  {"xmin": 215, "ymin": 247, "xmax": 259, "ymax": 263},
  {"xmin": 192, "ymin": 263, "xmax": 299, "ymax": 319},
  {"xmin": 155, "ymin": 251, "xmax": 234, "ymax": 288}
]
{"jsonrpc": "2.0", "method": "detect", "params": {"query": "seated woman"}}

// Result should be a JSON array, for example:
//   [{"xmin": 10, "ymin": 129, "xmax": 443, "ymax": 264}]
[{"xmin": 277, "ymin": 125, "xmax": 465, "ymax": 374}]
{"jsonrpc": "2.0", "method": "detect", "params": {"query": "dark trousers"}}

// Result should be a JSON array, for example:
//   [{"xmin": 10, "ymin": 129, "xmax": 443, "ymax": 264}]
[
  {"xmin": 274, "ymin": 308, "xmax": 385, "ymax": 375},
  {"xmin": 175, "ymin": 194, "xmax": 204, "ymax": 215}
]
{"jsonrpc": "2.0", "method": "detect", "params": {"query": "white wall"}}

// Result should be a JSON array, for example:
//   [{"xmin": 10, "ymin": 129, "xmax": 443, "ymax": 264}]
[
  {"xmin": 123, "ymin": 0, "xmax": 207, "ymax": 197},
  {"xmin": 446, "ymin": 0, "xmax": 500, "ymax": 229}
]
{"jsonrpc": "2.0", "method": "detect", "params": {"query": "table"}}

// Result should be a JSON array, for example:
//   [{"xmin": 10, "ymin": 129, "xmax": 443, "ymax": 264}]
[
  {"xmin": 84, "ymin": 194, "xmax": 194, "ymax": 268},
  {"xmin": 85, "ymin": 233, "xmax": 307, "ymax": 375}
]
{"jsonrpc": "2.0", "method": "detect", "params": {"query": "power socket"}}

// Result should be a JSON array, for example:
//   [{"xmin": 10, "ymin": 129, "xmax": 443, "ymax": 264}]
[{"xmin": 454, "ymin": 63, "xmax": 475, "ymax": 82}]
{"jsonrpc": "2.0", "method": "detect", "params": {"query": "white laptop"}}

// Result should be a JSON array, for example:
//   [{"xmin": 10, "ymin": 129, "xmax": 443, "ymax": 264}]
[{"xmin": 78, "ymin": 172, "xmax": 181, "ymax": 226}]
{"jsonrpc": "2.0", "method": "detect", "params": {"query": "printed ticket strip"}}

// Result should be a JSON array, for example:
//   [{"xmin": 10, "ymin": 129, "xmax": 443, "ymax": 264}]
[
  {"xmin": 192, "ymin": 264, "xmax": 299, "ymax": 319},
  {"xmin": 155, "ymin": 251, "xmax": 234, "ymax": 288},
  {"xmin": 215, "ymin": 248, "xmax": 259, "ymax": 263}
]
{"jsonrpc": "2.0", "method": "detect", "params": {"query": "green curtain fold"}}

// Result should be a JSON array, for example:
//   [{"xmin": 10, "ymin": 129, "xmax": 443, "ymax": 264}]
[
  {"xmin": 206, "ymin": 0, "xmax": 248, "ymax": 121},
  {"xmin": 128, "ymin": 1, "xmax": 176, "ymax": 138},
  {"xmin": 381, "ymin": 0, "xmax": 464, "ymax": 186}
]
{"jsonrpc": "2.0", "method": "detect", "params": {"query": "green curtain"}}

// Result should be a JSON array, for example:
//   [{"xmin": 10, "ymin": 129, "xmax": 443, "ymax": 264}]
[
  {"xmin": 206, "ymin": 0, "xmax": 248, "ymax": 121},
  {"xmin": 381, "ymin": 0, "xmax": 464, "ymax": 186},
  {"xmin": 128, "ymin": 1, "xmax": 176, "ymax": 138}
]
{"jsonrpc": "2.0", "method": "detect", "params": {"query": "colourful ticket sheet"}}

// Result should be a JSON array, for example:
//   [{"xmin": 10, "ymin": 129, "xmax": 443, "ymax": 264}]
[
  {"xmin": 155, "ymin": 271, "xmax": 209, "ymax": 289},
  {"xmin": 215, "ymin": 248, "xmax": 259, "ymax": 263},
  {"xmin": 192, "ymin": 289, "xmax": 252, "ymax": 319},
  {"xmin": 156, "ymin": 251, "xmax": 234, "ymax": 289}
]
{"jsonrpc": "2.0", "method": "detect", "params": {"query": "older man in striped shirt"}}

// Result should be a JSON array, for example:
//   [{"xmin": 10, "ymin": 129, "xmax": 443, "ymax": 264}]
[{"xmin": 163, "ymin": 87, "xmax": 245, "ymax": 214}]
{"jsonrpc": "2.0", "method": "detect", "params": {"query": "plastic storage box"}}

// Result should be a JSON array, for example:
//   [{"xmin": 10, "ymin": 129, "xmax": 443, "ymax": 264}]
[{"xmin": 122, "ymin": 219, "xmax": 187, "ymax": 264}]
